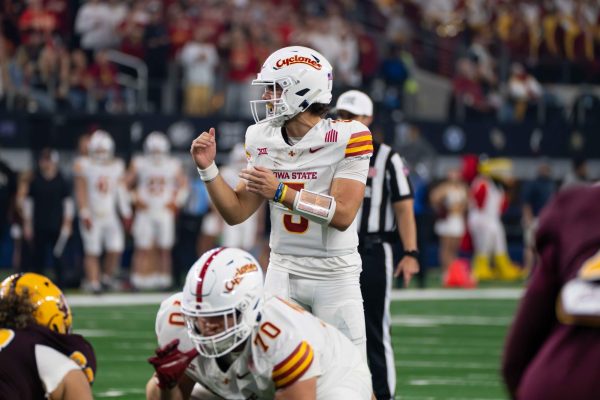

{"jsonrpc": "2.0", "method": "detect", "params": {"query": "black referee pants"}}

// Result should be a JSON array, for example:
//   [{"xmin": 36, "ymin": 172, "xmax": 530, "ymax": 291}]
[{"xmin": 359, "ymin": 240, "xmax": 399, "ymax": 400}]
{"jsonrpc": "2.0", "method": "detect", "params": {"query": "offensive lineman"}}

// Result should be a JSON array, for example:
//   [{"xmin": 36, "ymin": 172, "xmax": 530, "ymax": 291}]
[
  {"xmin": 145, "ymin": 247, "xmax": 373, "ymax": 400},
  {"xmin": 128, "ymin": 131, "xmax": 189, "ymax": 290},
  {"xmin": 74, "ymin": 130, "xmax": 132, "ymax": 293},
  {"xmin": 190, "ymin": 46, "xmax": 373, "ymax": 352}
]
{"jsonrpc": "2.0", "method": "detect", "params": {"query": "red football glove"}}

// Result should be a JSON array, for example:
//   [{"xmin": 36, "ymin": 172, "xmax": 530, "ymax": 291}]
[{"xmin": 148, "ymin": 339, "xmax": 198, "ymax": 390}]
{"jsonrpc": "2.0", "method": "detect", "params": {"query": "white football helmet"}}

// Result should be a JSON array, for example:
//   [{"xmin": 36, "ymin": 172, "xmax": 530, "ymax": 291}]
[
  {"xmin": 181, "ymin": 247, "xmax": 264, "ymax": 358},
  {"xmin": 88, "ymin": 130, "xmax": 114, "ymax": 161},
  {"xmin": 250, "ymin": 46, "xmax": 333, "ymax": 127},
  {"xmin": 144, "ymin": 131, "xmax": 170, "ymax": 157}
]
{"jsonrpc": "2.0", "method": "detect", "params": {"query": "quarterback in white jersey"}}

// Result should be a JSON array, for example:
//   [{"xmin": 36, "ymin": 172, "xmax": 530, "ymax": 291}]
[
  {"xmin": 74, "ymin": 130, "xmax": 131, "ymax": 293},
  {"xmin": 128, "ymin": 132, "xmax": 188, "ymax": 290},
  {"xmin": 146, "ymin": 248, "xmax": 372, "ymax": 400},
  {"xmin": 190, "ymin": 46, "xmax": 373, "ymax": 351}
]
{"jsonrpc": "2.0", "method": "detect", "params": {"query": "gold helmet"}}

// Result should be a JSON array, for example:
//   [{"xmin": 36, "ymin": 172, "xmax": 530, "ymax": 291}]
[{"xmin": 0, "ymin": 273, "xmax": 72, "ymax": 334}]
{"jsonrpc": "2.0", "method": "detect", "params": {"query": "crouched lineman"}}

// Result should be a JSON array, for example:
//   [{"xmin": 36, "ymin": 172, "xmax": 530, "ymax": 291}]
[
  {"xmin": 146, "ymin": 247, "xmax": 374, "ymax": 400},
  {"xmin": 0, "ymin": 273, "xmax": 96, "ymax": 400}
]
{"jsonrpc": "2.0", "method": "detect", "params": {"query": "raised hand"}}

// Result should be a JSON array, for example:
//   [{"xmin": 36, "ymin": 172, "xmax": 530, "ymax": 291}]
[{"xmin": 190, "ymin": 127, "xmax": 217, "ymax": 169}]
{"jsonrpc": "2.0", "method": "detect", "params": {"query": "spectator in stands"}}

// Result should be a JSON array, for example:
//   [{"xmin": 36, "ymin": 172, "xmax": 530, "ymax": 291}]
[
  {"xmin": 179, "ymin": 26, "xmax": 219, "ymax": 116},
  {"xmin": 118, "ymin": 18, "xmax": 145, "ymax": 60},
  {"xmin": 87, "ymin": 50, "xmax": 121, "ymax": 113},
  {"xmin": 336, "ymin": 22, "xmax": 361, "ymax": 89},
  {"xmin": 451, "ymin": 58, "xmax": 495, "ymax": 120},
  {"xmin": 18, "ymin": 0, "xmax": 58, "ymax": 42},
  {"xmin": 143, "ymin": 2, "xmax": 170, "ymax": 111},
  {"xmin": 20, "ymin": 149, "xmax": 73, "ymax": 287},
  {"xmin": 502, "ymin": 185, "xmax": 600, "ymax": 400},
  {"xmin": 355, "ymin": 23, "xmax": 380, "ymax": 89},
  {"xmin": 220, "ymin": 26, "xmax": 258, "ymax": 119},
  {"xmin": 68, "ymin": 49, "xmax": 89, "ymax": 111},
  {"xmin": 25, "ymin": 40, "xmax": 64, "ymax": 112},
  {"xmin": 380, "ymin": 44, "xmax": 412, "ymax": 111},
  {"xmin": 507, "ymin": 62, "xmax": 542, "ymax": 121},
  {"xmin": 166, "ymin": 2, "xmax": 193, "ymax": 59},
  {"xmin": 75, "ymin": 0, "xmax": 125, "ymax": 53},
  {"xmin": 561, "ymin": 157, "xmax": 591, "ymax": 190}
]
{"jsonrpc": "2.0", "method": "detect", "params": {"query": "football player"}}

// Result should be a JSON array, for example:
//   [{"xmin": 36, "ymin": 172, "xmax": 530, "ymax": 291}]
[
  {"xmin": 74, "ymin": 129, "xmax": 132, "ymax": 293},
  {"xmin": 0, "ymin": 273, "xmax": 96, "ymax": 400},
  {"xmin": 146, "ymin": 247, "xmax": 373, "ymax": 400},
  {"xmin": 128, "ymin": 131, "xmax": 188, "ymax": 290},
  {"xmin": 190, "ymin": 46, "xmax": 373, "ymax": 353}
]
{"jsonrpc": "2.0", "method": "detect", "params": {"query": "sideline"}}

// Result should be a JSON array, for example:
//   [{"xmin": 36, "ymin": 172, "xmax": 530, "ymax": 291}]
[{"xmin": 67, "ymin": 288, "xmax": 523, "ymax": 307}]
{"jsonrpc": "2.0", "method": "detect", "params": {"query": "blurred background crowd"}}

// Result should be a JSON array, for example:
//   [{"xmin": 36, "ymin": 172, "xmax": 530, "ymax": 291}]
[
  {"xmin": 1, "ymin": 0, "xmax": 600, "ymax": 120},
  {"xmin": 0, "ymin": 0, "xmax": 599, "ymax": 291}
]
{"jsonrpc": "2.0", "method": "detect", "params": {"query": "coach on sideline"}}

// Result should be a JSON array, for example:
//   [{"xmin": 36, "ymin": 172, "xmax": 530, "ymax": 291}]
[{"xmin": 334, "ymin": 90, "xmax": 419, "ymax": 400}]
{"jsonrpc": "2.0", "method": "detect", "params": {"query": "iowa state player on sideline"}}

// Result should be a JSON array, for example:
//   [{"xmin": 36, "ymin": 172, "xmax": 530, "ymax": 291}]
[
  {"xmin": 190, "ymin": 46, "xmax": 373, "ymax": 354},
  {"xmin": 0, "ymin": 273, "xmax": 96, "ymax": 400}
]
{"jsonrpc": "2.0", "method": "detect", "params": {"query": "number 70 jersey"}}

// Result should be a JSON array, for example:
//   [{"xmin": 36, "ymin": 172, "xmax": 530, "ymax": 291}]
[
  {"xmin": 155, "ymin": 292, "xmax": 371, "ymax": 400},
  {"xmin": 244, "ymin": 118, "xmax": 373, "ymax": 257}
]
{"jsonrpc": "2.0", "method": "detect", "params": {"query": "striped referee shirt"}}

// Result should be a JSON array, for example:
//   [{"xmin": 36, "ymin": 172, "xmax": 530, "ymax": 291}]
[{"xmin": 357, "ymin": 142, "xmax": 414, "ymax": 237}]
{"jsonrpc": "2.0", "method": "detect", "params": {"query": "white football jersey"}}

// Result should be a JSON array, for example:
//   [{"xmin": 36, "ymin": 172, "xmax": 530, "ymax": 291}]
[
  {"xmin": 155, "ymin": 293, "xmax": 370, "ymax": 400},
  {"xmin": 132, "ymin": 155, "xmax": 182, "ymax": 210},
  {"xmin": 74, "ymin": 157, "xmax": 126, "ymax": 217},
  {"xmin": 244, "ymin": 118, "xmax": 373, "ymax": 257}
]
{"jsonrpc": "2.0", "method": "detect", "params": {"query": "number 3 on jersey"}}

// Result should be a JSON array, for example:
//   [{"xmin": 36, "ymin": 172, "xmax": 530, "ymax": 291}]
[{"xmin": 282, "ymin": 183, "xmax": 308, "ymax": 234}]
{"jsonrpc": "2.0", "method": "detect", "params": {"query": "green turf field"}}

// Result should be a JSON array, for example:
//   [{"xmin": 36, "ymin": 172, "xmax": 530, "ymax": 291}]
[{"xmin": 72, "ymin": 291, "xmax": 519, "ymax": 400}]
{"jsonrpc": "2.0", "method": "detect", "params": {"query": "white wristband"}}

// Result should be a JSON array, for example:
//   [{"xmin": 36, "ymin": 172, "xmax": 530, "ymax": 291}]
[
  {"xmin": 197, "ymin": 162, "xmax": 219, "ymax": 182},
  {"xmin": 292, "ymin": 189, "xmax": 336, "ymax": 225}
]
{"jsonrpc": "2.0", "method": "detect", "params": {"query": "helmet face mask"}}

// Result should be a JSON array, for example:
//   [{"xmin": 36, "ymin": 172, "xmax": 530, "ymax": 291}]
[
  {"xmin": 250, "ymin": 46, "xmax": 333, "ymax": 127},
  {"xmin": 184, "ymin": 308, "xmax": 249, "ymax": 357},
  {"xmin": 0, "ymin": 273, "xmax": 72, "ymax": 334},
  {"xmin": 144, "ymin": 131, "xmax": 170, "ymax": 159},
  {"xmin": 89, "ymin": 130, "xmax": 115, "ymax": 162},
  {"xmin": 181, "ymin": 248, "xmax": 263, "ymax": 358}
]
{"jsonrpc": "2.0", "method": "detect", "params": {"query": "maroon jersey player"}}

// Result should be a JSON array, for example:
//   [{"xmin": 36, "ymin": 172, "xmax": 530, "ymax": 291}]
[
  {"xmin": 0, "ymin": 273, "xmax": 96, "ymax": 400},
  {"xmin": 502, "ymin": 185, "xmax": 600, "ymax": 399}
]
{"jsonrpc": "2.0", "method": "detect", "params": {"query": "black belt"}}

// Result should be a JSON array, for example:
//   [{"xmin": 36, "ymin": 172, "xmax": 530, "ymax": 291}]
[{"xmin": 358, "ymin": 233, "xmax": 398, "ymax": 247}]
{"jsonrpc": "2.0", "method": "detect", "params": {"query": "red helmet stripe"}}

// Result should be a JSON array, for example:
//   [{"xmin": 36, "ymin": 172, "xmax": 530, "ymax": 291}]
[{"xmin": 196, "ymin": 247, "xmax": 227, "ymax": 303}]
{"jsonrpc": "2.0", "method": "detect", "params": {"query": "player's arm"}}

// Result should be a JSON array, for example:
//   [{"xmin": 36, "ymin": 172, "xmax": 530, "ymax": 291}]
[
  {"xmin": 49, "ymin": 369, "xmax": 93, "ymax": 400},
  {"xmin": 388, "ymin": 153, "xmax": 419, "ymax": 284},
  {"xmin": 145, "ymin": 372, "xmax": 194, "ymax": 400},
  {"xmin": 73, "ymin": 160, "xmax": 92, "ymax": 228},
  {"xmin": 275, "ymin": 376, "xmax": 316, "ymax": 400},
  {"xmin": 326, "ymin": 177, "xmax": 366, "ymax": 231},
  {"xmin": 393, "ymin": 199, "xmax": 419, "ymax": 284},
  {"xmin": 190, "ymin": 128, "xmax": 264, "ymax": 225},
  {"xmin": 124, "ymin": 158, "xmax": 138, "ymax": 189},
  {"xmin": 170, "ymin": 163, "xmax": 190, "ymax": 211}
]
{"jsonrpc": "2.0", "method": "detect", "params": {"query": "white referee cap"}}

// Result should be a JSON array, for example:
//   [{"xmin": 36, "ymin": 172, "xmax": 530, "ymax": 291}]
[{"xmin": 334, "ymin": 90, "xmax": 373, "ymax": 117}]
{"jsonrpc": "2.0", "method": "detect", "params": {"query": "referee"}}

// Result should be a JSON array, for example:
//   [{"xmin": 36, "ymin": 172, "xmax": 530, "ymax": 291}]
[{"xmin": 335, "ymin": 90, "xmax": 419, "ymax": 400}]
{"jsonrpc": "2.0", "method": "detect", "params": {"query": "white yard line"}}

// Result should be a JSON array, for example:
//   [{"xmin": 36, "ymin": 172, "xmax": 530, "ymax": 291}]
[
  {"xmin": 390, "ymin": 288, "xmax": 523, "ymax": 301},
  {"xmin": 392, "ymin": 314, "xmax": 512, "ymax": 327},
  {"xmin": 68, "ymin": 288, "xmax": 523, "ymax": 307}
]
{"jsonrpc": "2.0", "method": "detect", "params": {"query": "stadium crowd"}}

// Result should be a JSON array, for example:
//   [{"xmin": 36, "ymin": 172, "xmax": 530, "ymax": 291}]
[{"xmin": 1, "ymin": 0, "xmax": 599, "ymax": 118}]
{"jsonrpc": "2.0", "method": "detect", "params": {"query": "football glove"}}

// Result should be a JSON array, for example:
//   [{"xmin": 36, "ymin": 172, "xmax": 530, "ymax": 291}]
[{"xmin": 148, "ymin": 339, "xmax": 198, "ymax": 389}]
